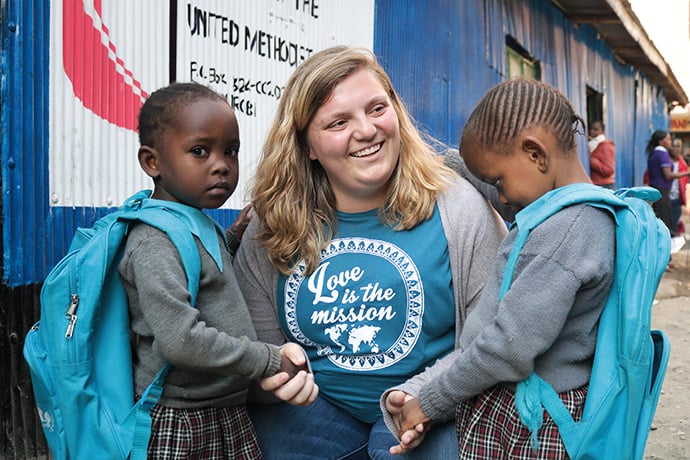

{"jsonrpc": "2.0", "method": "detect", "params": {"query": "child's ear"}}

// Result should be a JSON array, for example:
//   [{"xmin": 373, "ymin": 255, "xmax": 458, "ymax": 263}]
[
  {"xmin": 138, "ymin": 146, "xmax": 160, "ymax": 179},
  {"xmin": 522, "ymin": 137, "xmax": 548, "ymax": 172}
]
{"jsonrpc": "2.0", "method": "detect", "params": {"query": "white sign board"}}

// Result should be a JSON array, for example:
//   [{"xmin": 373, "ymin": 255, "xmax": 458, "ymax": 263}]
[{"xmin": 50, "ymin": 0, "xmax": 374, "ymax": 209}]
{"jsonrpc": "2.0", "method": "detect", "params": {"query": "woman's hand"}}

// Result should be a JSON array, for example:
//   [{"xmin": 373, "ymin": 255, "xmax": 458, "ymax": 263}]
[
  {"xmin": 277, "ymin": 342, "xmax": 312, "ymax": 377},
  {"xmin": 390, "ymin": 423, "xmax": 428, "ymax": 455},
  {"xmin": 260, "ymin": 343, "xmax": 318, "ymax": 406}
]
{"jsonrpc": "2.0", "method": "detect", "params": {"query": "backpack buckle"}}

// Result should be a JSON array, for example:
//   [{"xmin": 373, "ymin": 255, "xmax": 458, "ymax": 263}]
[{"xmin": 138, "ymin": 383, "xmax": 164, "ymax": 411}]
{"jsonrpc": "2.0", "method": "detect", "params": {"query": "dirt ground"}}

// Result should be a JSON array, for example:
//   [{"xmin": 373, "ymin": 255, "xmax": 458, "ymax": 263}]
[{"xmin": 644, "ymin": 216, "xmax": 690, "ymax": 459}]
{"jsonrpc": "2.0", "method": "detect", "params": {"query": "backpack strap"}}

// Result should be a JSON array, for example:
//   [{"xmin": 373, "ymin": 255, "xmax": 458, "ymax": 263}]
[
  {"xmin": 123, "ymin": 209, "xmax": 202, "ymax": 305},
  {"xmin": 128, "ymin": 367, "xmax": 167, "ymax": 459},
  {"xmin": 514, "ymin": 372, "xmax": 575, "ymax": 446},
  {"xmin": 117, "ymin": 190, "xmax": 204, "ymax": 304},
  {"xmin": 114, "ymin": 192, "xmax": 205, "ymax": 459},
  {"xmin": 125, "ymin": 208, "xmax": 204, "ymax": 460},
  {"xmin": 499, "ymin": 184, "xmax": 625, "ymax": 295}
]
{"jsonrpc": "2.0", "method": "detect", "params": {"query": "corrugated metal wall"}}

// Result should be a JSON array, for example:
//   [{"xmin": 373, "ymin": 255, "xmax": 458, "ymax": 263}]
[
  {"xmin": 375, "ymin": 0, "xmax": 670, "ymax": 189},
  {"xmin": 3, "ymin": 0, "xmax": 243, "ymax": 288},
  {"xmin": 2, "ymin": 2, "xmax": 52, "ymax": 457},
  {"xmin": 1, "ymin": 0, "xmax": 675, "ymax": 288},
  {"xmin": 2, "ymin": 1, "xmax": 50, "ymax": 287},
  {"xmin": 376, "ymin": 1, "xmax": 500, "ymax": 145},
  {"xmin": 49, "ymin": 0, "xmax": 167, "ymax": 209},
  {"xmin": 0, "ymin": 0, "xmax": 676, "ymax": 457}
]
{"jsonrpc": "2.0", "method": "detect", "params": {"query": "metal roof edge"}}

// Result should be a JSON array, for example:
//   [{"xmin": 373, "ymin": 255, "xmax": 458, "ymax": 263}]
[{"xmin": 554, "ymin": 0, "xmax": 688, "ymax": 105}]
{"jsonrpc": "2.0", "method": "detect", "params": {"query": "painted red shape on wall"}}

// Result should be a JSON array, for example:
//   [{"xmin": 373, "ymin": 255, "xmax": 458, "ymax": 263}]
[{"xmin": 62, "ymin": 0, "xmax": 148, "ymax": 131}]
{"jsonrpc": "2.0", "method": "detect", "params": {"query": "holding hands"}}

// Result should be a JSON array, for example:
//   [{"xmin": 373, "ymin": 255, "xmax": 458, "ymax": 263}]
[
  {"xmin": 385, "ymin": 390, "xmax": 432, "ymax": 455},
  {"xmin": 260, "ymin": 343, "xmax": 318, "ymax": 406}
]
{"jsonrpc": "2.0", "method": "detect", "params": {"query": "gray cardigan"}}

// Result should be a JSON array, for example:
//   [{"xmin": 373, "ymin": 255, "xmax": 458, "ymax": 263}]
[{"xmin": 233, "ymin": 176, "xmax": 507, "ymax": 411}]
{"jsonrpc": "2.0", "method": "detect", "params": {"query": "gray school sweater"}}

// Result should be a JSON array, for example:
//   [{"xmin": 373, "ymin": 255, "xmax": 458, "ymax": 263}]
[
  {"xmin": 118, "ymin": 223, "xmax": 283, "ymax": 409},
  {"xmin": 385, "ymin": 203, "xmax": 615, "ymax": 429}
]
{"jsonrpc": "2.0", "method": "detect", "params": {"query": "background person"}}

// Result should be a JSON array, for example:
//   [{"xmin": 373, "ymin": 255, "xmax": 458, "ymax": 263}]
[
  {"xmin": 587, "ymin": 120, "xmax": 616, "ymax": 189},
  {"xmin": 646, "ymin": 130, "xmax": 690, "ymax": 259},
  {"xmin": 670, "ymin": 138, "xmax": 688, "ymax": 238}
]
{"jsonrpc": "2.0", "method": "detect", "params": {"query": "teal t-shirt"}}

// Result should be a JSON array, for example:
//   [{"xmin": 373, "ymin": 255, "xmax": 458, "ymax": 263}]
[{"xmin": 276, "ymin": 205, "xmax": 455, "ymax": 422}]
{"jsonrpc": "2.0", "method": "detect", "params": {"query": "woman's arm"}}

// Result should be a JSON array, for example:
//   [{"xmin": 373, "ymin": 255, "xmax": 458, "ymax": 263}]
[
  {"xmin": 661, "ymin": 166, "xmax": 690, "ymax": 181},
  {"xmin": 232, "ymin": 219, "xmax": 286, "ymax": 345}
]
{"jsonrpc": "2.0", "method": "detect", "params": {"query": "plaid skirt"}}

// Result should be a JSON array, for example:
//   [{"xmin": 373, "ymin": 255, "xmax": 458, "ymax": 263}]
[
  {"xmin": 147, "ymin": 403, "xmax": 262, "ymax": 459},
  {"xmin": 456, "ymin": 384, "xmax": 588, "ymax": 459}
]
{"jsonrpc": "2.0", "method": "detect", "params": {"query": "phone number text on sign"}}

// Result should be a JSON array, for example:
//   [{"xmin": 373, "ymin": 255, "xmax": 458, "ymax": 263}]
[{"xmin": 189, "ymin": 61, "xmax": 284, "ymax": 116}]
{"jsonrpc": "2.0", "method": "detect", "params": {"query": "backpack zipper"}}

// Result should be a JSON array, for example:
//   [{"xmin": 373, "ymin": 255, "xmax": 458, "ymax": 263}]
[{"xmin": 65, "ymin": 294, "xmax": 79, "ymax": 338}]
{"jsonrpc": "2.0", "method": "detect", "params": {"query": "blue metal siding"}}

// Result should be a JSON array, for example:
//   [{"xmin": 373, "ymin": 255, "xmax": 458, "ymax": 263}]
[
  {"xmin": 45, "ymin": 206, "xmax": 239, "ymax": 263},
  {"xmin": 374, "ymin": 0, "xmax": 671, "ymax": 185},
  {"xmin": 2, "ymin": 0, "xmax": 676, "ymax": 287},
  {"xmin": 1, "ymin": 0, "xmax": 239, "ymax": 287},
  {"xmin": 634, "ymin": 78, "xmax": 673, "ymax": 183},
  {"xmin": 375, "ymin": 0, "xmax": 500, "ymax": 148},
  {"xmin": 2, "ymin": 0, "xmax": 50, "ymax": 286}
]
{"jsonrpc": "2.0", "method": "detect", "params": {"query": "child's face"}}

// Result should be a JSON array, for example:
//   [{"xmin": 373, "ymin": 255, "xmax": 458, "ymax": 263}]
[
  {"xmin": 461, "ymin": 135, "xmax": 552, "ymax": 212},
  {"xmin": 588, "ymin": 122, "xmax": 603, "ymax": 139},
  {"xmin": 148, "ymin": 99, "xmax": 240, "ymax": 209},
  {"xmin": 671, "ymin": 140, "xmax": 682, "ymax": 159}
]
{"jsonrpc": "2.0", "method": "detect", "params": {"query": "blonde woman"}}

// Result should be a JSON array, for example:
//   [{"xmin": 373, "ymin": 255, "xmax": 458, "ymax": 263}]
[{"xmin": 234, "ymin": 46, "xmax": 506, "ymax": 459}]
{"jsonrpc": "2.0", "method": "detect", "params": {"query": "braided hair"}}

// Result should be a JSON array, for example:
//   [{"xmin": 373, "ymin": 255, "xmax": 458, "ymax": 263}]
[
  {"xmin": 461, "ymin": 78, "xmax": 584, "ymax": 155},
  {"xmin": 138, "ymin": 82, "xmax": 228, "ymax": 148}
]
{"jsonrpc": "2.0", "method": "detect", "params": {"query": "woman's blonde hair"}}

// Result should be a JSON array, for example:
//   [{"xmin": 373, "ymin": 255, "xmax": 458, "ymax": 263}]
[{"xmin": 251, "ymin": 46, "xmax": 457, "ymax": 275}]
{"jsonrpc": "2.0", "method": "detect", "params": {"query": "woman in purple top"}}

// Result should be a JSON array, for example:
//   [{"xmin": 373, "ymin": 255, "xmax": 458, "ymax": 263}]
[{"xmin": 646, "ymin": 130, "xmax": 690, "ymax": 238}]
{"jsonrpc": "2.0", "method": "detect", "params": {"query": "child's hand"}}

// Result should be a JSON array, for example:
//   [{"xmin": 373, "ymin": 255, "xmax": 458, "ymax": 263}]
[
  {"xmin": 277, "ymin": 342, "xmax": 312, "ymax": 378},
  {"xmin": 258, "ymin": 343, "xmax": 318, "ymax": 406},
  {"xmin": 386, "ymin": 391, "xmax": 430, "ymax": 433},
  {"xmin": 385, "ymin": 390, "xmax": 410, "ymax": 434},
  {"xmin": 229, "ymin": 203, "xmax": 253, "ymax": 241},
  {"xmin": 398, "ymin": 397, "xmax": 432, "ymax": 436},
  {"xmin": 384, "ymin": 392, "xmax": 431, "ymax": 455},
  {"xmin": 227, "ymin": 203, "xmax": 253, "ymax": 254}
]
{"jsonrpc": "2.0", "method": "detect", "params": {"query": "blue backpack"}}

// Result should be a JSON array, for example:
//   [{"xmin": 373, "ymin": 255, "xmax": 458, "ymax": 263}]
[
  {"xmin": 503, "ymin": 184, "xmax": 671, "ymax": 460},
  {"xmin": 23, "ymin": 190, "xmax": 203, "ymax": 460}
]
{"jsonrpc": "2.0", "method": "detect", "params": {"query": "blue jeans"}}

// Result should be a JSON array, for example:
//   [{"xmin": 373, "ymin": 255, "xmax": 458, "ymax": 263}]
[
  {"xmin": 671, "ymin": 198, "xmax": 682, "ymax": 234},
  {"xmin": 248, "ymin": 397, "xmax": 458, "ymax": 460}
]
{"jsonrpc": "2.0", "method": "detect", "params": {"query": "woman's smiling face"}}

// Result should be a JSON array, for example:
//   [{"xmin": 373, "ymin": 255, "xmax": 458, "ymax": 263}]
[{"xmin": 306, "ymin": 68, "xmax": 401, "ymax": 212}]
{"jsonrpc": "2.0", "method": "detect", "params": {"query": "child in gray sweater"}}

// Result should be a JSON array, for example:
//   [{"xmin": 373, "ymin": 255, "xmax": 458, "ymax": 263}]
[
  {"xmin": 118, "ymin": 82, "xmax": 317, "ymax": 458},
  {"xmin": 383, "ymin": 79, "xmax": 615, "ymax": 459}
]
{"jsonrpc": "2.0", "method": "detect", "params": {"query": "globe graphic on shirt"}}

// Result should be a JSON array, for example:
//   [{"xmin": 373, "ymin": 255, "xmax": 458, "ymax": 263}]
[{"xmin": 324, "ymin": 323, "xmax": 381, "ymax": 353}]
